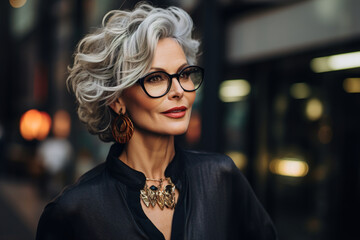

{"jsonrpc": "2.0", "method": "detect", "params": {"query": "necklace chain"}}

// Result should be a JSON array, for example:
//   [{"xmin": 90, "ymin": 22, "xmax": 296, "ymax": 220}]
[{"xmin": 145, "ymin": 177, "xmax": 163, "ymax": 182}]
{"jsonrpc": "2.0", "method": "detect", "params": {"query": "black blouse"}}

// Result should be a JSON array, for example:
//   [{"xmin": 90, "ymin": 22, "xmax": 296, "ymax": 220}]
[{"xmin": 36, "ymin": 143, "xmax": 277, "ymax": 240}]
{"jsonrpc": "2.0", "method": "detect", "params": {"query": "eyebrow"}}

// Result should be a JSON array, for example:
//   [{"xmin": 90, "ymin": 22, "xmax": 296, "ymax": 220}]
[{"xmin": 149, "ymin": 63, "xmax": 189, "ymax": 73}]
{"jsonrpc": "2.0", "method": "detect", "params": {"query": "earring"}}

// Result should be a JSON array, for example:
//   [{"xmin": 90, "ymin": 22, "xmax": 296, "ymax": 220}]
[{"xmin": 111, "ymin": 109, "xmax": 134, "ymax": 144}]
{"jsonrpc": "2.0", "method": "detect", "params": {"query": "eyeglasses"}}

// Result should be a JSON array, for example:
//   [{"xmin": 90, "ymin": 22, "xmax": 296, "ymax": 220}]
[{"xmin": 137, "ymin": 65, "xmax": 204, "ymax": 98}]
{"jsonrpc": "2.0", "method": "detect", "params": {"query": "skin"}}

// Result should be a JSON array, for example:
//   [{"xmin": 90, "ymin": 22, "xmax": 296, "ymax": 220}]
[{"xmin": 110, "ymin": 38, "xmax": 196, "ymax": 240}]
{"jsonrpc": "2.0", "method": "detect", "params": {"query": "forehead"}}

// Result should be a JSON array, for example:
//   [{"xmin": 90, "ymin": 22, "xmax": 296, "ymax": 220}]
[{"xmin": 151, "ymin": 38, "xmax": 187, "ymax": 70}]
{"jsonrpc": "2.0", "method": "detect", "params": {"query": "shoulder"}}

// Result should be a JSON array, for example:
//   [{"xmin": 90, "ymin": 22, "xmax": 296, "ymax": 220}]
[
  {"xmin": 181, "ymin": 149, "xmax": 237, "ymax": 174},
  {"xmin": 180, "ymin": 149, "xmax": 252, "ymax": 188},
  {"xmin": 48, "ymin": 162, "xmax": 108, "ymax": 211},
  {"xmin": 36, "ymin": 164, "xmax": 106, "ymax": 240}
]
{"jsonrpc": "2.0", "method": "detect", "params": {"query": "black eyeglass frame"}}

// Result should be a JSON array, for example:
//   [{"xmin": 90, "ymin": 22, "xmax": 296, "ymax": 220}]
[{"xmin": 137, "ymin": 65, "xmax": 204, "ymax": 98}]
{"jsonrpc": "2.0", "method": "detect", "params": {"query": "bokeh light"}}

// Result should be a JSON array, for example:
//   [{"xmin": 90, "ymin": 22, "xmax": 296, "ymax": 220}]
[
  {"xmin": 52, "ymin": 110, "xmax": 71, "ymax": 138},
  {"xmin": 269, "ymin": 158, "xmax": 309, "ymax": 177},
  {"xmin": 311, "ymin": 51, "xmax": 360, "ymax": 73},
  {"xmin": 226, "ymin": 151, "xmax": 248, "ymax": 170},
  {"xmin": 37, "ymin": 112, "xmax": 52, "ymax": 140},
  {"xmin": 343, "ymin": 78, "xmax": 360, "ymax": 93},
  {"xmin": 9, "ymin": 0, "xmax": 27, "ymax": 8},
  {"xmin": 185, "ymin": 112, "xmax": 201, "ymax": 145},
  {"xmin": 20, "ymin": 109, "xmax": 51, "ymax": 140},
  {"xmin": 318, "ymin": 125, "xmax": 333, "ymax": 144},
  {"xmin": 219, "ymin": 79, "xmax": 251, "ymax": 102},
  {"xmin": 290, "ymin": 83, "xmax": 311, "ymax": 99},
  {"xmin": 305, "ymin": 98, "xmax": 323, "ymax": 121}
]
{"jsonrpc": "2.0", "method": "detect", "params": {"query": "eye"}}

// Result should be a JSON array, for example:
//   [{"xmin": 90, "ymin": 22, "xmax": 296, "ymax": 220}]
[
  {"xmin": 180, "ymin": 72, "xmax": 189, "ymax": 79},
  {"xmin": 144, "ymin": 73, "xmax": 167, "ymax": 83},
  {"xmin": 180, "ymin": 70, "xmax": 193, "ymax": 79},
  {"xmin": 180, "ymin": 67, "xmax": 198, "ymax": 79}
]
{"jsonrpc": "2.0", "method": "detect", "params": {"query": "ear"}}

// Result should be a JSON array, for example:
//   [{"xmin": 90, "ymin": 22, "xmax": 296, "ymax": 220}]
[{"xmin": 109, "ymin": 97, "xmax": 126, "ymax": 114}]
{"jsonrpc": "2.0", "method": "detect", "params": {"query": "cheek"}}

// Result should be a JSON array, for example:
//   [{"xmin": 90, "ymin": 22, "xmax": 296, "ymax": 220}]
[
  {"xmin": 123, "ymin": 88, "xmax": 160, "ymax": 119},
  {"xmin": 187, "ymin": 92, "xmax": 196, "ymax": 108}
]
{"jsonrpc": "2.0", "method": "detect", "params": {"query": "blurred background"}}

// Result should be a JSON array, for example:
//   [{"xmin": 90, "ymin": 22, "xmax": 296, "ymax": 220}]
[{"xmin": 1, "ymin": 0, "xmax": 360, "ymax": 239}]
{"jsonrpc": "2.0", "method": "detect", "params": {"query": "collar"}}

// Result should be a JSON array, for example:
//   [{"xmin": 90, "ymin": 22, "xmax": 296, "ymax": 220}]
[{"xmin": 106, "ymin": 142, "xmax": 185, "ymax": 190}]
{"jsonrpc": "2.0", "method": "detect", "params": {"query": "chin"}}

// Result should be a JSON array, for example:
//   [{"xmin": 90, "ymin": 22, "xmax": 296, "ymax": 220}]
[
  {"xmin": 169, "ymin": 128, "xmax": 188, "ymax": 136},
  {"xmin": 159, "ymin": 122, "xmax": 189, "ymax": 136}
]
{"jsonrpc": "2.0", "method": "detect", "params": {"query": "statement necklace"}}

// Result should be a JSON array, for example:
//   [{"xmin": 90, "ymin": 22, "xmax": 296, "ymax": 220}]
[{"xmin": 140, "ymin": 177, "xmax": 176, "ymax": 210}]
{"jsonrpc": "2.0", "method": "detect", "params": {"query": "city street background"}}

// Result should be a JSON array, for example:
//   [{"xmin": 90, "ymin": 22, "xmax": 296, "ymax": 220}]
[{"xmin": 1, "ymin": 0, "xmax": 360, "ymax": 239}]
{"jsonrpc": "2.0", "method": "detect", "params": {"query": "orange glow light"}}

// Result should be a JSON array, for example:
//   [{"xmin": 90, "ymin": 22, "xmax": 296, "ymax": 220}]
[
  {"xmin": 37, "ymin": 112, "xmax": 52, "ymax": 140},
  {"xmin": 20, "ymin": 109, "xmax": 51, "ymax": 141},
  {"xmin": 9, "ymin": 0, "xmax": 27, "ymax": 8},
  {"xmin": 185, "ymin": 112, "xmax": 201, "ymax": 145},
  {"xmin": 53, "ymin": 110, "xmax": 71, "ymax": 138}
]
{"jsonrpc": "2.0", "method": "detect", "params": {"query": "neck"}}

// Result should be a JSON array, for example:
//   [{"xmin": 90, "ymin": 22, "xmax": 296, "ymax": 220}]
[{"xmin": 119, "ymin": 129, "xmax": 175, "ymax": 180}]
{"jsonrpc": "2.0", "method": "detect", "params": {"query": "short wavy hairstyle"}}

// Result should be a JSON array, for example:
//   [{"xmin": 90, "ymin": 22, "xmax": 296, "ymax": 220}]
[{"xmin": 67, "ymin": 3, "xmax": 200, "ymax": 142}]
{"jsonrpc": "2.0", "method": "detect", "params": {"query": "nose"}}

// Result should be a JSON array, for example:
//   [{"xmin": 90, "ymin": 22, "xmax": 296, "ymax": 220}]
[{"xmin": 167, "ymin": 77, "xmax": 184, "ymax": 99}]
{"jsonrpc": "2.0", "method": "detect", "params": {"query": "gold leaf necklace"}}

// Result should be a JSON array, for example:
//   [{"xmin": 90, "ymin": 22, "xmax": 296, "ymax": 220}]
[{"xmin": 140, "ymin": 177, "xmax": 176, "ymax": 210}]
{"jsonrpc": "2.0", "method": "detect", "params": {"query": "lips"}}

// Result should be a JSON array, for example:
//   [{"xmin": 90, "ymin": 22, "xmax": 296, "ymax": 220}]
[{"xmin": 161, "ymin": 106, "xmax": 187, "ymax": 118}]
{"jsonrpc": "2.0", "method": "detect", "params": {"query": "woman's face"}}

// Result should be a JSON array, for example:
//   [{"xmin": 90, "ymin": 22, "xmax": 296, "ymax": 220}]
[{"xmin": 121, "ymin": 38, "xmax": 196, "ymax": 136}]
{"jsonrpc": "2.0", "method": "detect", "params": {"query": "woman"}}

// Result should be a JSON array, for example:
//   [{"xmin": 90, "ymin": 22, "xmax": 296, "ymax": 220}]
[{"xmin": 36, "ymin": 3, "xmax": 277, "ymax": 240}]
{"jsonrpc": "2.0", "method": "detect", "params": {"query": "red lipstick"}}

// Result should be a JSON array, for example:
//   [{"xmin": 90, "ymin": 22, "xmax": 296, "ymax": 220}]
[{"xmin": 161, "ymin": 106, "xmax": 187, "ymax": 118}]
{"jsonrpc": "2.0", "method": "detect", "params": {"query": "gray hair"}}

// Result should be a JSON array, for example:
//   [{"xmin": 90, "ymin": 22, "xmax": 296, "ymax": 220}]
[{"xmin": 67, "ymin": 3, "xmax": 200, "ymax": 142}]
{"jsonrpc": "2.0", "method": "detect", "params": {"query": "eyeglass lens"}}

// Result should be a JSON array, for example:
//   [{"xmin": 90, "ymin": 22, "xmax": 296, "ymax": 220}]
[{"xmin": 143, "ymin": 66, "xmax": 203, "ymax": 97}]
